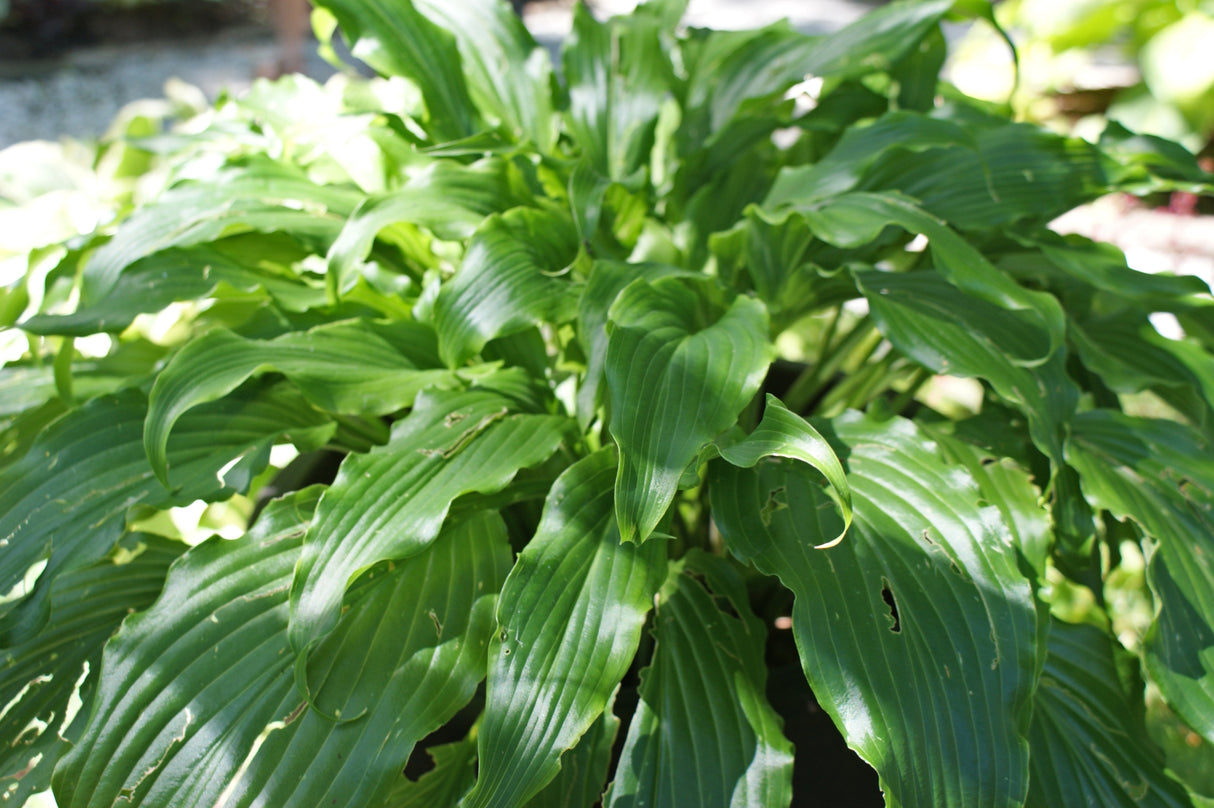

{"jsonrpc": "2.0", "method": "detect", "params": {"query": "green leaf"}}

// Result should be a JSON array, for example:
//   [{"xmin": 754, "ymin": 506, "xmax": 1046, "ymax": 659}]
[
  {"xmin": 54, "ymin": 491, "xmax": 510, "ymax": 808},
  {"xmin": 326, "ymin": 156, "xmax": 527, "ymax": 298},
  {"xmin": 715, "ymin": 393, "xmax": 852, "ymax": 548},
  {"xmin": 0, "ymin": 382, "xmax": 333, "ymax": 643},
  {"xmin": 434, "ymin": 207, "xmax": 580, "ymax": 367},
  {"xmin": 413, "ymin": 0, "xmax": 556, "ymax": 151},
  {"xmin": 1067, "ymin": 411, "xmax": 1214, "ymax": 744},
  {"xmin": 20, "ymin": 245, "xmax": 323, "ymax": 337},
  {"xmin": 605, "ymin": 276, "xmax": 773, "ymax": 542},
  {"xmin": 462, "ymin": 450, "xmax": 666, "ymax": 807},
  {"xmin": 80, "ymin": 161, "xmax": 363, "ymax": 305},
  {"xmin": 145, "ymin": 319, "xmax": 459, "ymax": 485},
  {"xmin": 523, "ymin": 701, "xmax": 620, "ymax": 808},
  {"xmin": 562, "ymin": 5, "xmax": 677, "ymax": 180},
  {"xmin": 289, "ymin": 386, "xmax": 572, "ymax": 653},
  {"xmin": 386, "ymin": 737, "xmax": 478, "ymax": 807},
  {"xmin": 606, "ymin": 551, "xmax": 794, "ymax": 808},
  {"xmin": 1027, "ymin": 618, "xmax": 1195, "ymax": 808},
  {"xmin": 312, "ymin": 0, "xmax": 481, "ymax": 141},
  {"xmin": 575, "ymin": 260, "xmax": 686, "ymax": 430},
  {"xmin": 711, "ymin": 411, "xmax": 1040, "ymax": 808},
  {"xmin": 796, "ymin": 0, "xmax": 954, "ymax": 80},
  {"xmin": 0, "ymin": 535, "xmax": 182, "ymax": 805}
]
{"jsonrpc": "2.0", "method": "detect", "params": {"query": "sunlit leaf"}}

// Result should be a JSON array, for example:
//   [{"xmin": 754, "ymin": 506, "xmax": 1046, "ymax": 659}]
[
  {"xmin": 605, "ymin": 276, "xmax": 772, "ymax": 542},
  {"xmin": 711, "ymin": 411, "xmax": 1040, "ymax": 807}
]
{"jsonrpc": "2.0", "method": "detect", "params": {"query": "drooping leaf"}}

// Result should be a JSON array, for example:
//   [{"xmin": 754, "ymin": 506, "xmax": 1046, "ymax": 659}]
[
  {"xmin": 462, "ymin": 449, "xmax": 666, "ymax": 808},
  {"xmin": 715, "ymin": 393, "xmax": 852, "ymax": 548},
  {"xmin": 1067, "ymin": 411, "xmax": 1214, "ymax": 743},
  {"xmin": 605, "ymin": 275, "xmax": 773, "ymax": 542},
  {"xmin": 144, "ymin": 319, "xmax": 460, "ymax": 485},
  {"xmin": 711, "ymin": 411, "xmax": 1040, "ymax": 808},
  {"xmin": 0, "ymin": 535, "xmax": 183, "ymax": 805},
  {"xmin": 0, "ymin": 381, "xmax": 334, "ymax": 643},
  {"xmin": 606, "ymin": 551, "xmax": 794, "ymax": 808},
  {"xmin": 434, "ymin": 207, "xmax": 580, "ymax": 368},
  {"xmin": 311, "ymin": 0, "xmax": 481, "ymax": 141},
  {"xmin": 289, "ymin": 385, "xmax": 572, "ymax": 653},
  {"xmin": 53, "ymin": 491, "xmax": 511, "ymax": 808},
  {"xmin": 1026, "ymin": 618, "xmax": 1195, "ymax": 808}
]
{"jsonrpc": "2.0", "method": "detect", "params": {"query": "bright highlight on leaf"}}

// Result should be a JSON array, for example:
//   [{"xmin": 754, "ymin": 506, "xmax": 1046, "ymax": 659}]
[{"xmin": 4, "ymin": 0, "xmax": 1213, "ymax": 804}]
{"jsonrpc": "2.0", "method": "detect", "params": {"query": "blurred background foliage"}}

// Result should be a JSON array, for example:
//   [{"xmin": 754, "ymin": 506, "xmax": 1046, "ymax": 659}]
[{"xmin": 951, "ymin": 0, "xmax": 1214, "ymax": 157}]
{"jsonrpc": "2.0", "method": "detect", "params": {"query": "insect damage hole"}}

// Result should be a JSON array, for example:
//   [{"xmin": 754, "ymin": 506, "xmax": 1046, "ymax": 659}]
[{"xmin": 880, "ymin": 579, "xmax": 901, "ymax": 634}]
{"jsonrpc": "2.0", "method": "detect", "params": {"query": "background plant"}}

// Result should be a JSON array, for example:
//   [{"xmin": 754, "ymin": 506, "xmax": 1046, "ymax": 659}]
[{"xmin": 2, "ymin": 0, "xmax": 1214, "ymax": 806}]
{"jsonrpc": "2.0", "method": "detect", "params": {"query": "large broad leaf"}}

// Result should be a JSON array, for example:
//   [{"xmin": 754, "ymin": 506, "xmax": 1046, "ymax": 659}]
[
  {"xmin": 605, "ymin": 551, "xmax": 795, "ymax": 808},
  {"xmin": 711, "ymin": 411, "xmax": 1040, "ymax": 808},
  {"xmin": 1067, "ymin": 411, "xmax": 1214, "ymax": 743},
  {"xmin": 79, "ymin": 161, "xmax": 363, "ymax": 305},
  {"xmin": 312, "ymin": 0, "xmax": 480, "ymax": 141},
  {"xmin": 289, "ymin": 384, "xmax": 572, "ymax": 652},
  {"xmin": 144, "ymin": 319, "xmax": 460, "ymax": 485},
  {"xmin": 562, "ymin": 5, "xmax": 676, "ymax": 181},
  {"xmin": 1027, "ymin": 618, "xmax": 1195, "ymax": 808},
  {"xmin": 0, "ymin": 381, "xmax": 333, "ymax": 644},
  {"xmin": 413, "ymin": 0, "xmax": 556, "ymax": 151},
  {"xmin": 604, "ymin": 276, "xmax": 773, "ymax": 542},
  {"xmin": 434, "ymin": 207, "xmax": 580, "ymax": 367},
  {"xmin": 462, "ymin": 450, "xmax": 666, "ymax": 807},
  {"xmin": 0, "ymin": 534, "xmax": 182, "ymax": 805},
  {"xmin": 53, "ymin": 491, "xmax": 511, "ymax": 808},
  {"xmin": 523, "ymin": 704, "xmax": 621, "ymax": 808},
  {"xmin": 768, "ymin": 112, "xmax": 1108, "ymax": 229},
  {"xmin": 20, "ymin": 245, "xmax": 323, "ymax": 337}
]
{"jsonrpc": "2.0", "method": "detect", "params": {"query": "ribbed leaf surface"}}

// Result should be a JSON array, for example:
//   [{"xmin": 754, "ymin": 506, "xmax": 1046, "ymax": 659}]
[
  {"xmin": 711, "ymin": 411, "xmax": 1040, "ymax": 807},
  {"xmin": 1027, "ymin": 618, "xmax": 1195, "ymax": 808},
  {"xmin": 289, "ymin": 386, "xmax": 572, "ymax": 652},
  {"xmin": 606, "ymin": 552, "xmax": 794, "ymax": 808},
  {"xmin": 145, "ymin": 319, "xmax": 458, "ymax": 484},
  {"xmin": 605, "ymin": 276, "xmax": 772, "ymax": 542},
  {"xmin": 1067, "ymin": 411, "xmax": 1214, "ymax": 743},
  {"xmin": 0, "ymin": 535, "xmax": 182, "ymax": 805},
  {"xmin": 434, "ymin": 208, "xmax": 580, "ymax": 367},
  {"xmin": 54, "ymin": 491, "xmax": 510, "ymax": 808},
  {"xmin": 0, "ymin": 382, "xmax": 333, "ymax": 642},
  {"xmin": 311, "ymin": 0, "xmax": 480, "ymax": 141},
  {"xmin": 462, "ymin": 449, "xmax": 666, "ymax": 807}
]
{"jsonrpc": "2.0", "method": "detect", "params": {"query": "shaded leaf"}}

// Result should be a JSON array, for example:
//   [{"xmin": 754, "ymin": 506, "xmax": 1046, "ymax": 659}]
[
  {"xmin": 462, "ymin": 449, "xmax": 666, "ymax": 807},
  {"xmin": 605, "ymin": 276, "xmax": 772, "ymax": 542},
  {"xmin": 0, "ymin": 535, "xmax": 183, "ymax": 805},
  {"xmin": 0, "ymin": 382, "xmax": 333, "ymax": 643},
  {"xmin": 606, "ymin": 551, "xmax": 794, "ymax": 808},
  {"xmin": 1027, "ymin": 618, "xmax": 1194, "ymax": 808},
  {"xmin": 1067, "ymin": 411, "xmax": 1214, "ymax": 744},
  {"xmin": 711, "ymin": 411, "xmax": 1040, "ymax": 807}
]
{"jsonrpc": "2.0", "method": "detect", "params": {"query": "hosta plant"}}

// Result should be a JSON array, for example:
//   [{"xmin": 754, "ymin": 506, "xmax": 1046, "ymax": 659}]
[{"xmin": 3, "ymin": 0, "xmax": 1214, "ymax": 805}]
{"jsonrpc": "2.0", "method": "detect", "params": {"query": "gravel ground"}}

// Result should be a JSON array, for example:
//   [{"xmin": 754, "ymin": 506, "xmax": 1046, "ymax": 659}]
[{"xmin": 0, "ymin": 0, "xmax": 875, "ymax": 150}]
